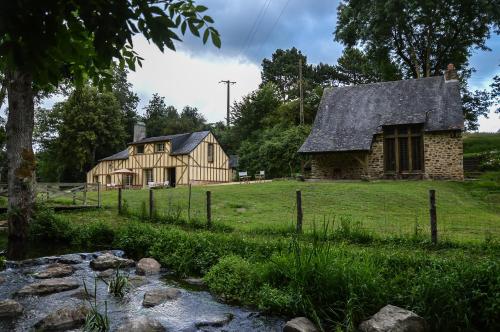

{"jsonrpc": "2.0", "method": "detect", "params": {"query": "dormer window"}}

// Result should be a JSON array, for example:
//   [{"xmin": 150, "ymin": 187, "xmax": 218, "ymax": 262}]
[
  {"xmin": 136, "ymin": 144, "xmax": 145, "ymax": 154},
  {"xmin": 155, "ymin": 143, "xmax": 165, "ymax": 152}
]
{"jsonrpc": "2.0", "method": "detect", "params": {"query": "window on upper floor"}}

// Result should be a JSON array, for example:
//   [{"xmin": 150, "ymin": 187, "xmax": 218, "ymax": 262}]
[
  {"xmin": 136, "ymin": 144, "xmax": 145, "ymax": 154},
  {"xmin": 207, "ymin": 143, "xmax": 214, "ymax": 163},
  {"xmin": 155, "ymin": 142, "xmax": 165, "ymax": 152},
  {"xmin": 384, "ymin": 125, "xmax": 423, "ymax": 173}
]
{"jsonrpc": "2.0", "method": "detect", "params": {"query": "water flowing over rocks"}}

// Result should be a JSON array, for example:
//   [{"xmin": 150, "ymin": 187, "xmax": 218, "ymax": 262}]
[
  {"xmin": 116, "ymin": 316, "xmax": 167, "ymax": 332},
  {"xmin": 16, "ymin": 278, "xmax": 79, "ymax": 296},
  {"xmin": 0, "ymin": 251, "xmax": 285, "ymax": 331},
  {"xmin": 0, "ymin": 299, "xmax": 23, "ymax": 318},
  {"xmin": 33, "ymin": 306, "xmax": 89, "ymax": 331},
  {"xmin": 33, "ymin": 263, "xmax": 74, "ymax": 279},
  {"xmin": 136, "ymin": 257, "xmax": 161, "ymax": 275},
  {"xmin": 143, "ymin": 287, "xmax": 181, "ymax": 307},
  {"xmin": 283, "ymin": 317, "xmax": 319, "ymax": 332},
  {"xmin": 89, "ymin": 253, "xmax": 135, "ymax": 270},
  {"xmin": 359, "ymin": 304, "xmax": 428, "ymax": 332}
]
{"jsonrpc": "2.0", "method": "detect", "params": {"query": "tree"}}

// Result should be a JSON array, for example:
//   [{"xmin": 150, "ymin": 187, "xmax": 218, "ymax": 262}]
[
  {"xmin": 335, "ymin": 48, "xmax": 401, "ymax": 85},
  {"xmin": 491, "ymin": 74, "xmax": 500, "ymax": 114},
  {"xmin": 335, "ymin": 0, "xmax": 499, "ymax": 129},
  {"xmin": 335, "ymin": 0, "xmax": 497, "ymax": 78},
  {"xmin": 261, "ymin": 48, "xmax": 340, "ymax": 101},
  {"xmin": 0, "ymin": 0, "xmax": 219, "ymax": 257},
  {"xmin": 143, "ymin": 94, "xmax": 178, "ymax": 137},
  {"xmin": 178, "ymin": 106, "xmax": 207, "ymax": 132},
  {"xmin": 231, "ymin": 83, "xmax": 282, "ymax": 142},
  {"xmin": 111, "ymin": 66, "xmax": 140, "ymax": 142},
  {"xmin": 238, "ymin": 125, "xmax": 311, "ymax": 178},
  {"xmin": 37, "ymin": 86, "xmax": 127, "ymax": 181}
]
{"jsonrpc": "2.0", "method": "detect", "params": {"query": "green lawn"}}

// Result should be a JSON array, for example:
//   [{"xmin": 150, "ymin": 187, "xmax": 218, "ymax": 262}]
[{"xmin": 68, "ymin": 176, "xmax": 500, "ymax": 243}]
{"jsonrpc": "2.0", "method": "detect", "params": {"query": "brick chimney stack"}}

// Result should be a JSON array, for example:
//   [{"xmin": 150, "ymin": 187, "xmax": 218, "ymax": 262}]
[
  {"xmin": 133, "ymin": 121, "xmax": 146, "ymax": 142},
  {"xmin": 444, "ymin": 63, "xmax": 459, "ymax": 82}
]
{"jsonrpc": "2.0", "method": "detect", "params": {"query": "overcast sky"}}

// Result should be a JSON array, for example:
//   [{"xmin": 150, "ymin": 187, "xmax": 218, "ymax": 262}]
[{"xmin": 48, "ymin": 0, "xmax": 500, "ymax": 131}]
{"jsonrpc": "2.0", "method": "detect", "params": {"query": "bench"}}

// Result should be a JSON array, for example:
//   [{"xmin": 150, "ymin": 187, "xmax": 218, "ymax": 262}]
[
  {"xmin": 238, "ymin": 171, "xmax": 250, "ymax": 182},
  {"xmin": 255, "ymin": 170, "xmax": 265, "ymax": 181}
]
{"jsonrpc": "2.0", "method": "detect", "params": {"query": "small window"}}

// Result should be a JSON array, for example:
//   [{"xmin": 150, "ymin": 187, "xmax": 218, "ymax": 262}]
[
  {"xmin": 136, "ymin": 145, "xmax": 145, "ymax": 154},
  {"xmin": 207, "ymin": 143, "xmax": 214, "ymax": 163},
  {"xmin": 108, "ymin": 163, "xmax": 113, "ymax": 172},
  {"xmin": 155, "ymin": 143, "xmax": 165, "ymax": 152}
]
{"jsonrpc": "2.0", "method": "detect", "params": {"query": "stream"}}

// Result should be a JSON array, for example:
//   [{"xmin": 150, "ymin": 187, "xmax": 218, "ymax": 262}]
[{"xmin": 0, "ymin": 249, "xmax": 285, "ymax": 331}]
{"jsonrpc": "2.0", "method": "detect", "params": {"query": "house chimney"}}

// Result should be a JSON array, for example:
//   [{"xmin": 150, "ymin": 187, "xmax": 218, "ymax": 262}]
[
  {"xmin": 133, "ymin": 121, "xmax": 146, "ymax": 142},
  {"xmin": 444, "ymin": 63, "xmax": 459, "ymax": 82}
]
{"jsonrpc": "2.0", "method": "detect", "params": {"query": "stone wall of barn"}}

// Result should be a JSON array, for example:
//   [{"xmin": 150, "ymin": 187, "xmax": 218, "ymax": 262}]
[
  {"xmin": 309, "ymin": 132, "xmax": 463, "ymax": 180},
  {"xmin": 423, "ymin": 131, "xmax": 464, "ymax": 180}
]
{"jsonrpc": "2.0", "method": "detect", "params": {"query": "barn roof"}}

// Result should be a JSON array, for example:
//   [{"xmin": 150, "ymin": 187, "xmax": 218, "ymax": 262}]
[
  {"xmin": 99, "ymin": 131, "xmax": 210, "ymax": 161},
  {"xmin": 299, "ymin": 76, "xmax": 463, "ymax": 153}
]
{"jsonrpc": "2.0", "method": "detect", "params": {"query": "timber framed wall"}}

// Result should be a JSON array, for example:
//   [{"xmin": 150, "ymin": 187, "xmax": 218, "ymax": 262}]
[
  {"xmin": 188, "ymin": 132, "xmax": 231, "ymax": 184},
  {"xmin": 86, "ymin": 132, "xmax": 231, "ymax": 186}
]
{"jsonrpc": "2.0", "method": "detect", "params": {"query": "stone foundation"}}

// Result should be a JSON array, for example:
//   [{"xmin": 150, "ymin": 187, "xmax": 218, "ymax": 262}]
[{"xmin": 310, "ymin": 131, "xmax": 463, "ymax": 180}]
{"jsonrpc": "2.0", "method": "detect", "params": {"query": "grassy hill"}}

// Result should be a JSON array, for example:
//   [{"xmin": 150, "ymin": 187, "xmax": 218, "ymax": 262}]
[{"xmin": 463, "ymin": 132, "xmax": 500, "ymax": 157}]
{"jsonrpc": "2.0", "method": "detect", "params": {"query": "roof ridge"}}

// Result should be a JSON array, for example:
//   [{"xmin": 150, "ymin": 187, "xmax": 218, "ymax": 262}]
[{"xmin": 326, "ymin": 75, "xmax": 444, "ymax": 92}]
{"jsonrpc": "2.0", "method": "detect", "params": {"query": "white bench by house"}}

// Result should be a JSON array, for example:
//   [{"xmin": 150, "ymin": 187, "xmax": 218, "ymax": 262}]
[
  {"xmin": 238, "ymin": 171, "xmax": 250, "ymax": 182},
  {"xmin": 255, "ymin": 170, "xmax": 265, "ymax": 181},
  {"xmin": 148, "ymin": 181, "xmax": 169, "ymax": 188}
]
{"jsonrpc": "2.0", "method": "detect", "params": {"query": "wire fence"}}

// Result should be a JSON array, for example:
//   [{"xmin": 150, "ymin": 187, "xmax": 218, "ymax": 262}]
[{"xmin": 102, "ymin": 183, "xmax": 500, "ymax": 244}]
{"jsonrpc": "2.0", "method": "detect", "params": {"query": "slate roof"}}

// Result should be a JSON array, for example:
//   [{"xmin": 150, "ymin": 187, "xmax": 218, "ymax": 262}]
[
  {"xmin": 229, "ymin": 155, "xmax": 239, "ymax": 169},
  {"xmin": 99, "ymin": 131, "xmax": 210, "ymax": 161},
  {"xmin": 100, "ymin": 149, "xmax": 129, "ymax": 161},
  {"xmin": 299, "ymin": 76, "xmax": 463, "ymax": 153}
]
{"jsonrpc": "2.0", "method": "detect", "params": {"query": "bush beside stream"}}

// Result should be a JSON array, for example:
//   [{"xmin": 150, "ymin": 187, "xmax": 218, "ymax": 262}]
[{"xmin": 25, "ymin": 206, "xmax": 500, "ymax": 332}]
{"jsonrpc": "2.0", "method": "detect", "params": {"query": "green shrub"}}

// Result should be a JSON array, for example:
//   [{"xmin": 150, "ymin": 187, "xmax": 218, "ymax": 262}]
[
  {"xmin": 74, "ymin": 221, "xmax": 116, "ymax": 247},
  {"xmin": 204, "ymin": 255, "xmax": 264, "ymax": 304},
  {"xmin": 30, "ymin": 206, "xmax": 74, "ymax": 242}
]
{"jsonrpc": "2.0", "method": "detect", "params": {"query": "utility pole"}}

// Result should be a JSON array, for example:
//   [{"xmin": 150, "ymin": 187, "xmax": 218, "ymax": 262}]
[
  {"xmin": 219, "ymin": 80, "xmax": 236, "ymax": 126},
  {"xmin": 299, "ymin": 59, "xmax": 304, "ymax": 125}
]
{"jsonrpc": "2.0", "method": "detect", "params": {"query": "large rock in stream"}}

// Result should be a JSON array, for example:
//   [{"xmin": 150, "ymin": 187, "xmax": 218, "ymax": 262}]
[
  {"xmin": 136, "ymin": 258, "xmax": 161, "ymax": 275},
  {"xmin": 0, "ymin": 299, "xmax": 23, "ymax": 318},
  {"xmin": 89, "ymin": 253, "xmax": 135, "ymax": 271},
  {"xmin": 143, "ymin": 288, "xmax": 181, "ymax": 307},
  {"xmin": 359, "ymin": 305, "xmax": 428, "ymax": 332},
  {"xmin": 115, "ymin": 316, "xmax": 166, "ymax": 332},
  {"xmin": 34, "ymin": 306, "xmax": 89, "ymax": 331},
  {"xmin": 33, "ymin": 263, "xmax": 74, "ymax": 279},
  {"xmin": 283, "ymin": 317, "xmax": 319, "ymax": 332},
  {"xmin": 16, "ymin": 278, "xmax": 79, "ymax": 296}
]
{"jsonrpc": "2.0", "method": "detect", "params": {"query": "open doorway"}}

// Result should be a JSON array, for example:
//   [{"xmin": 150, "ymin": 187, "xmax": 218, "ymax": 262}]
[{"xmin": 166, "ymin": 167, "xmax": 176, "ymax": 187}]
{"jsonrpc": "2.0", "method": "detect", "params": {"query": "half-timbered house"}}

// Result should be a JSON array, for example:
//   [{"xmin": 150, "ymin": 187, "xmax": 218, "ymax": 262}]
[{"xmin": 86, "ymin": 124, "xmax": 232, "ymax": 187}]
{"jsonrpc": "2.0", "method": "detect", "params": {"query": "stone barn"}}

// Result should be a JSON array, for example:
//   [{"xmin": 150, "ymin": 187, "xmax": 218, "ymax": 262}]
[{"xmin": 299, "ymin": 65, "xmax": 464, "ymax": 180}]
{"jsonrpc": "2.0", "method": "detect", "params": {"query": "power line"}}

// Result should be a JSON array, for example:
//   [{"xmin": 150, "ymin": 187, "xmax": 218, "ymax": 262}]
[
  {"xmin": 239, "ymin": 0, "xmax": 272, "ymax": 57},
  {"xmin": 256, "ymin": 0, "xmax": 292, "ymax": 57}
]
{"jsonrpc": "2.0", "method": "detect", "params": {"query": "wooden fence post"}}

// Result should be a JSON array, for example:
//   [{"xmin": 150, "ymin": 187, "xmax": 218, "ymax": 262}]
[
  {"xmin": 83, "ymin": 183, "xmax": 87, "ymax": 205},
  {"xmin": 296, "ymin": 190, "xmax": 303, "ymax": 233},
  {"xmin": 149, "ymin": 189, "xmax": 154, "ymax": 220},
  {"xmin": 72, "ymin": 192, "xmax": 76, "ymax": 205},
  {"xmin": 188, "ymin": 184, "xmax": 192, "ymax": 222},
  {"xmin": 206, "ymin": 190, "xmax": 211, "ymax": 228},
  {"xmin": 429, "ymin": 189, "xmax": 437, "ymax": 244},
  {"xmin": 118, "ymin": 188, "xmax": 122, "ymax": 214},
  {"xmin": 97, "ymin": 182, "xmax": 101, "ymax": 208}
]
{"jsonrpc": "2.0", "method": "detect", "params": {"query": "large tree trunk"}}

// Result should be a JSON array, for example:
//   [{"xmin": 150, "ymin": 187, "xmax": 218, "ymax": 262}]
[{"xmin": 5, "ymin": 70, "xmax": 36, "ymax": 260}]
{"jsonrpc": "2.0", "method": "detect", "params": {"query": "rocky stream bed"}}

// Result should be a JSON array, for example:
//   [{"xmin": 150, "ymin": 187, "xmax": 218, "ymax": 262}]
[{"xmin": 0, "ymin": 250, "xmax": 285, "ymax": 331}]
